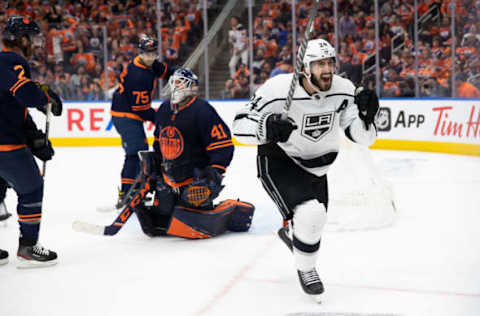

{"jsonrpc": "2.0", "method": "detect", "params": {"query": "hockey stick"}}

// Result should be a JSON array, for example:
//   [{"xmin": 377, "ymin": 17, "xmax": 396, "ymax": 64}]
[
  {"xmin": 281, "ymin": 0, "xmax": 319, "ymax": 120},
  {"xmin": 73, "ymin": 175, "xmax": 153, "ymax": 236},
  {"xmin": 42, "ymin": 102, "xmax": 52, "ymax": 178}
]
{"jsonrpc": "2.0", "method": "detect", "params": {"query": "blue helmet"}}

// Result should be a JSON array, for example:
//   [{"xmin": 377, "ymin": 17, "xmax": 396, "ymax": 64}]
[
  {"xmin": 168, "ymin": 68, "xmax": 199, "ymax": 103},
  {"xmin": 138, "ymin": 35, "xmax": 158, "ymax": 53},
  {"xmin": 2, "ymin": 16, "xmax": 40, "ymax": 41}
]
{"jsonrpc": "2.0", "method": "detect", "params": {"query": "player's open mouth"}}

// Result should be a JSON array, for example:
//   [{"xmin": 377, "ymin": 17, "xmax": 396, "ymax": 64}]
[{"xmin": 320, "ymin": 76, "xmax": 331, "ymax": 84}]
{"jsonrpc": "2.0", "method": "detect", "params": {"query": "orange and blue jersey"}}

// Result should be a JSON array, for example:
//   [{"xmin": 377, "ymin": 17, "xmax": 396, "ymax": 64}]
[
  {"xmin": 153, "ymin": 97, "xmax": 234, "ymax": 188},
  {"xmin": 0, "ymin": 50, "xmax": 48, "ymax": 151},
  {"xmin": 111, "ymin": 57, "xmax": 174, "ymax": 122}
]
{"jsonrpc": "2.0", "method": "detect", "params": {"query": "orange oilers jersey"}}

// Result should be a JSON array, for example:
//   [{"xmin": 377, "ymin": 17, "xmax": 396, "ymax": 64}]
[
  {"xmin": 111, "ymin": 57, "xmax": 174, "ymax": 122},
  {"xmin": 0, "ymin": 51, "xmax": 49, "ymax": 149},
  {"xmin": 153, "ymin": 97, "xmax": 234, "ymax": 187}
]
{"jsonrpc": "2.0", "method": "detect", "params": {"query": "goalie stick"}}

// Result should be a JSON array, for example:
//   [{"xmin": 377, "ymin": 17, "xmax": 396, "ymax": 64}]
[
  {"xmin": 281, "ymin": 0, "xmax": 319, "ymax": 120},
  {"xmin": 73, "ymin": 175, "xmax": 153, "ymax": 236}
]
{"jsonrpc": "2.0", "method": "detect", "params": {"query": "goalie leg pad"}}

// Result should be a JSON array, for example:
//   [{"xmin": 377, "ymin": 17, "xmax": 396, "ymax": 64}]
[
  {"xmin": 166, "ymin": 200, "xmax": 254, "ymax": 239},
  {"xmin": 226, "ymin": 200, "xmax": 255, "ymax": 232}
]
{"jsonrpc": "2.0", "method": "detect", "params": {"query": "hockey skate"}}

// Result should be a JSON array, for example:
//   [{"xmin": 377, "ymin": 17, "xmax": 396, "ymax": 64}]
[
  {"xmin": 17, "ymin": 243, "xmax": 57, "ymax": 269},
  {"xmin": 0, "ymin": 249, "xmax": 8, "ymax": 265},
  {"xmin": 298, "ymin": 268, "xmax": 324, "ymax": 302}
]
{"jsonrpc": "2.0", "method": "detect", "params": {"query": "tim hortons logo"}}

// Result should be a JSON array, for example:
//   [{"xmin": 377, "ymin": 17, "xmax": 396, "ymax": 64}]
[
  {"xmin": 302, "ymin": 112, "xmax": 334, "ymax": 141},
  {"xmin": 376, "ymin": 107, "xmax": 391, "ymax": 131},
  {"xmin": 433, "ymin": 106, "xmax": 480, "ymax": 138}
]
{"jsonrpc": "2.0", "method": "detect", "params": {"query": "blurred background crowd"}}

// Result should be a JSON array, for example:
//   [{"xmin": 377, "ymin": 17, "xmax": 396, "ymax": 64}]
[{"xmin": 1, "ymin": 0, "xmax": 479, "ymax": 100}]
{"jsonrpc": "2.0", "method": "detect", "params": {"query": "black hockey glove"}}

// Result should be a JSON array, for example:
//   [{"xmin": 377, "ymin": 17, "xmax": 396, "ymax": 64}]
[
  {"xmin": 138, "ymin": 151, "xmax": 162, "ymax": 177},
  {"xmin": 266, "ymin": 113, "xmax": 297, "ymax": 143},
  {"xmin": 25, "ymin": 129, "xmax": 54, "ymax": 162},
  {"xmin": 354, "ymin": 87, "xmax": 379, "ymax": 128},
  {"xmin": 36, "ymin": 83, "xmax": 63, "ymax": 116},
  {"xmin": 181, "ymin": 166, "xmax": 224, "ymax": 208}
]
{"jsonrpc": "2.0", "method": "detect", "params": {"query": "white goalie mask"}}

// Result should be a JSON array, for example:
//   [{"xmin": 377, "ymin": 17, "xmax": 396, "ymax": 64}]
[
  {"xmin": 169, "ymin": 68, "xmax": 199, "ymax": 104},
  {"xmin": 302, "ymin": 39, "xmax": 336, "ymax": 91}
]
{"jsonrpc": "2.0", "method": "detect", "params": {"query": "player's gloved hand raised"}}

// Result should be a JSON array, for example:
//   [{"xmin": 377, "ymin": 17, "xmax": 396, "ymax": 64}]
[
  {"xmin": 36, "ymin": 83, "xmax": 63, "ymax": 116},
  {"xmin": 266, "ymin": 113, "xmax": 297, "ymax": 143},
  {"xmin": 354, "ymin": 87, "xmax": 379, "ymax": 128},
  {"xmin": 25, "ymin": 129, "xmax": 54, "ymax": 161}
]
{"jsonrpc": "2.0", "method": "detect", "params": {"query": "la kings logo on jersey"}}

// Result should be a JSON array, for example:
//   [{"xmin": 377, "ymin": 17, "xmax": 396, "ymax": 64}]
[{"xmin": 302, "ymin": 112, "xmax": 334, "ymax": 141}]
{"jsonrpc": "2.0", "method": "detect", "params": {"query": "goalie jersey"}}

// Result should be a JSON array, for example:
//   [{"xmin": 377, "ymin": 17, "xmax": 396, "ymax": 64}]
[
  {"xmin": 153, "ymin": 97, "xmax": 234, "ymax": 187},
  {"xmin": 232, "ymin": 73, "xmax": 376, "ymax": 177}
]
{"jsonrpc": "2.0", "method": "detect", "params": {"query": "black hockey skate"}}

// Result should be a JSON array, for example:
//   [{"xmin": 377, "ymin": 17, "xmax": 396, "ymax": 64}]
[
  {"xmin": 298, "ymin": 268, "xmax": 324, "ymax": 300},
  {"xmin": 17, "ymin": 243, "xmax": 57, "ymax": 269},
  {"xmin": 0, "ymin": 249, "xmax": 8, "ymax": 265},
  {"xmin": 277, "ymin": 226, "xmax": 293, "ymax": 252}
]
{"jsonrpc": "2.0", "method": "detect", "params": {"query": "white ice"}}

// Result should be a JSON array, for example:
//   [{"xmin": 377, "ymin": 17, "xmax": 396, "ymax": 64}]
[{"xmin": 1, "ymin": 146, "xmax": 479, "ymax": 316}]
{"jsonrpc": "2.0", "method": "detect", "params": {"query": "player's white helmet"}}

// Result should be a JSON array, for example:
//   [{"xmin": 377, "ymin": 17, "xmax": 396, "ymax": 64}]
[
  {"xmin": 303, "ymin": 39, "xmax": 336, "ymax": 74},
  {"xmin": 169, "ymin": 68, "xmax": 199, "ymax": 104},
  {"xmin": 302, "ymin": 39, "xmax": 336, "ymax": 92}
]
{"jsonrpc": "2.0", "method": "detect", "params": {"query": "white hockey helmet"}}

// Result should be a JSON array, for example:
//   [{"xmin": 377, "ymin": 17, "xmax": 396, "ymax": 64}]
[
  {"xmin": 169, "ymin": 68, "xmax": 199, "ymax": 104},
  {"xmin": 302, "ymin": 39, "xmax": 336, "ymax": 76}
]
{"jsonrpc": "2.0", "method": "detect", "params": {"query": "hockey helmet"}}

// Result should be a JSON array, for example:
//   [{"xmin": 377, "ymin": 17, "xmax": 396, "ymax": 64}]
[
  {"xmin": 138, "ymin": 35, "xmax": 158, "ymax": 53},
  {"xmin": 169, "ymin": 68, "xmax": 199, "ymax": 104},
  {"xmin": 2, "ymin": 16, "xmax": 40, "ymax": 41},
  {"xmin": 302, "ymin": 39, "xmax": 336, "ymax": 76}
]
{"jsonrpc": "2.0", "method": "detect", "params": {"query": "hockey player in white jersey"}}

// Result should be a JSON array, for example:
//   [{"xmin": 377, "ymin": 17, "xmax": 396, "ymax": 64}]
[{"xmin": 232, "ymin": 38, "xmax": 379, "ymax": 301}]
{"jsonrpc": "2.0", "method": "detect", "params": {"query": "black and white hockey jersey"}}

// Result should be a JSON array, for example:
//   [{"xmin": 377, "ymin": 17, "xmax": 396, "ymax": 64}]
[{"xmin": 232, "ymin": 73, "xmax": 376, "ymax": 177}]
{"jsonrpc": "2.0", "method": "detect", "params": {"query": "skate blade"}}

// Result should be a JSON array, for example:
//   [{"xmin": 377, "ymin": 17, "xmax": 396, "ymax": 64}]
[
  {"xmin": 0, "ymin": 258, "xmax": 8, "ymax": 265},
  {"xmin": 16, "ymin": 257, "xmax": 57, "ymax": 269},
  {"xmin": 309, "ymin": 293, "xmax": 323, "ymax": 303}
]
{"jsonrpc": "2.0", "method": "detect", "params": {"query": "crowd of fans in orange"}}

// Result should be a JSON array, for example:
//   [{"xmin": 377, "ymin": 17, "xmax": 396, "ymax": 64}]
[
  {"xmin": 1, "ymin": 0, "xmax": 478, "ymax": 100},
  {"xmin": 225, "ymin": 0, "xmax": 480, "ymax": 98},
  {"xmin": 0, "ymin": 0, "xmax": 206, "ymax": 100}
]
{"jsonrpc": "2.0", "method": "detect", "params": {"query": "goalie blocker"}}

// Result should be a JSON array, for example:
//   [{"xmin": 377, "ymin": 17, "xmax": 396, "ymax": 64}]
[{"xmin": 134, "ymin": 151, "xmax": 255, "ymax": 239}]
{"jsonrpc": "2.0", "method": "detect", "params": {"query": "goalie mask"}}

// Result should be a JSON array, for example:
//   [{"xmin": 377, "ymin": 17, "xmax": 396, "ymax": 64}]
[
  {"xmin": 169, "ymin": 68, "xmax": 199, "ymax": 104},
  {"xmin": 302, "ymin": 39, "xmax": 336, "ymax": 92}
]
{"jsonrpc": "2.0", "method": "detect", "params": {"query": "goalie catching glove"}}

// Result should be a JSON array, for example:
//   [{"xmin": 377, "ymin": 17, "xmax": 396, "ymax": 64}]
[
  {"xmin": 181, "ymin": 166, "xmax": 224, "ymax": 208},
  {"xmin": 354, "ymin": 87, "xmax": 379, "ymax": 128}
]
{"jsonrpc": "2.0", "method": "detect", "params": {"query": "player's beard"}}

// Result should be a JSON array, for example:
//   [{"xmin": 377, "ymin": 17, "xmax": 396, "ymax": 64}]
[{"xmin": 312, "ymin": 73, "xmax": 333, "ymax": 91}]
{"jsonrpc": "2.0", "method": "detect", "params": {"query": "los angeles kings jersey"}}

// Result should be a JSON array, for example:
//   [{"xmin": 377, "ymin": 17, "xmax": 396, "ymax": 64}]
[{"xmin": 232, "ymin": 73, "xmax": 376, "ymax": 177}]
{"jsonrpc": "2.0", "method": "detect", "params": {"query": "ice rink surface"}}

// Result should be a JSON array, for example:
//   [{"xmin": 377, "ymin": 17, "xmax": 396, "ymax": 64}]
[{"xmin": 1, "ymin": 146, "xmax": 479, "ymax": 316}]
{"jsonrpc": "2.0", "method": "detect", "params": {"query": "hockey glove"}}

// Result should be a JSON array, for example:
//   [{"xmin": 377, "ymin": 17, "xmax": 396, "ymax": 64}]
[
  {"xmin": 354, "ymin": 87, "xmax": 379, "ymax": 128},
  {"xmin": 138, "ymin": 151, "xmax": 162, "ymax": 177},
  {"xmin": 181, "ymin": 166, "xmax": 224, "ymax": 208},
  {"xmin": 36, "ymin": 83, "xmax": 63, "ymax": 116},
  {"xmin": 266, "ymin": 113, "xmax": 297, "ymax": 143},
  {"xmin": 25, "ymin": 129, "xmax": 54, "ymax": 161}
]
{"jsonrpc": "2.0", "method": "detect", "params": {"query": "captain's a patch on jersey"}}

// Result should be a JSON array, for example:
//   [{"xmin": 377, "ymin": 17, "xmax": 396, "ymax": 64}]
[{"xmin": 301, "ymin": 112, "xmax": 334, "ymax": 141}]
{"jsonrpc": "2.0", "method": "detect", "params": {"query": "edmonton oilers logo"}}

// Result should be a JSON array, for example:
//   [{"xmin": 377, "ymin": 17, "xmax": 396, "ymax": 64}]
[{"xmin": 159, "ymin": 126, "xmax": 184, "ymax": 160}]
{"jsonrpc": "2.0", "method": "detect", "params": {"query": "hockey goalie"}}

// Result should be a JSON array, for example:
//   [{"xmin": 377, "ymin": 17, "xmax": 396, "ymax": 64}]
[{"xmin": 122, "ymin": 68, "xmax": 254, "ymax": 239}]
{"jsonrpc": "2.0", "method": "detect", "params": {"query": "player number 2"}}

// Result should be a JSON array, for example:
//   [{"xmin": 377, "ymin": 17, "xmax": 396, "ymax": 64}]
[{"xmin": 211, "ymin": 124, "xmax": 227, "ymax": 139}]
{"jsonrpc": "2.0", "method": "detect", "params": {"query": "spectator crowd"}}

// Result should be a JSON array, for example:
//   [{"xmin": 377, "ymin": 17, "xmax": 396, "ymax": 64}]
[
  {"xmin": 1, "ymin": 0, "xmax": 478, "ymax": 100},
  {"xmin": 0, "ymin": 0, "xmax": 207, "ymax": 100},
  {"xmin": 224, "ymin": 0, "xmax": 480, "ymax": 98}
]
